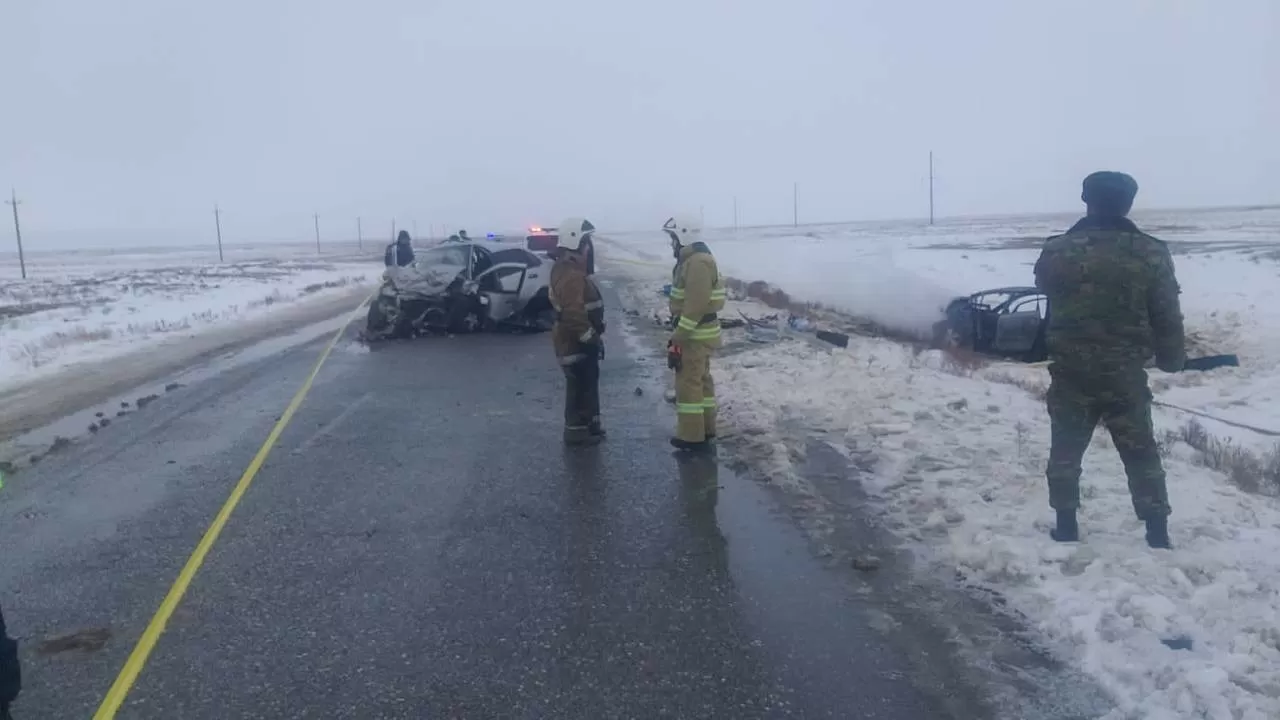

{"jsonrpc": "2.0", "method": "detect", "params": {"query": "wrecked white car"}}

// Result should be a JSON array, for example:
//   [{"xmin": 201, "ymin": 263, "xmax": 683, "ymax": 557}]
[{"xmin": 365, "ymin": 241, "xmax": 554, "ymax": 339}]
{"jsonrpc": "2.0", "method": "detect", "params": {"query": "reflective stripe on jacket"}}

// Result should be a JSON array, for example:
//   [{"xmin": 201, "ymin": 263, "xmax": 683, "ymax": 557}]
[
  {"xmin": 549, "ymin": 251, "xmax": 605, "ymax": 364},
  {"xmin": 671, "ymin": 242, "xmax": 725, "ymax": 345}
]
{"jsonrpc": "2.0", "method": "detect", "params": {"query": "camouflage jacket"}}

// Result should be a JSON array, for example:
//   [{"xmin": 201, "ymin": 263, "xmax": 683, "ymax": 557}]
[{"xmin": 1034, "ymin": 216, "xmax": 1185, "ymax": 374}]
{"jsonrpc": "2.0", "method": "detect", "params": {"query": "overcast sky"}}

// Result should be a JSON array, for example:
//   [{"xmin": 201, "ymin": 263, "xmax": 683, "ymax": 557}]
[{"xmin": 1, "ymin": 0, "xmax": 1277, "ymax": 247}]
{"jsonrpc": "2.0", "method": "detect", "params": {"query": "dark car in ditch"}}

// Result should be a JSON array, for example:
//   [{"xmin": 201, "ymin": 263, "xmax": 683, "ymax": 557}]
[{"xmin": 932, "ymin": 286, "xmax": 1048, "ymax": 362}]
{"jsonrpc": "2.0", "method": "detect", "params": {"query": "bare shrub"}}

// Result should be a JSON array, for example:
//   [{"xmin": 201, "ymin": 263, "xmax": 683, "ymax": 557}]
[
  {"xmin": 301, "ymin": 278, "xmax": 349, "ymax": 295},
  {"xmin": 249, "ymin": 289, "xmax": 286, "ymax": 309},
  {"xmin": 1156, "ymin": 429, "xmax": 1181, "ymax": 459},
  {"xmin": 38, "ymin": 326, "xmax": 113, "ymax": 348},
  {"xmin": 938, "ymin": 347, "xmax": 991, "ymax": 377},
  {"xmin": 983, "ymin": 369, "xmax": 1048, "ymax": 401},
  {"xmin": 1175, "ymin": 419, "xmax": 1280, "ymax": 495}
]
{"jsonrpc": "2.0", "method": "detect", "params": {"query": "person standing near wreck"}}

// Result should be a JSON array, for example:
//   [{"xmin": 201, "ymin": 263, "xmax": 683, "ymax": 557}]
[
  {"xmin": 664, "ymin": 214, "xmax": 726, "ymax": 453},
  {"xmin": 384, "ymin": 230, "xmax": 415, "ymax": 267},
  {"xmin": 549, "ymin": 217, "xmax": 606, "ymax": 445},
  {"xmin": 1033, "ymin": 171, "xmax": 1186, "ymax": 549},
  {"xmin": 1, "ymin": 601, "xmax": 19, "ymax": 720}
]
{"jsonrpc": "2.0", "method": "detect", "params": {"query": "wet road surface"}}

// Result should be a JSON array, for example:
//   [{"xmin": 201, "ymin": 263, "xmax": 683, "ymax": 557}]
[{"xmin": 1, "ymin": 303, "xmax": 988, "ymax": 718}]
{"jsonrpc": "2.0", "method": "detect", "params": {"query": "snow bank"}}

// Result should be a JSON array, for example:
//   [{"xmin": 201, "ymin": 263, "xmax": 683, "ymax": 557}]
[
  {"xmin": 607, "ymin": 207, "xmax": 1280, "ymax": 719},
  {"xmin": 1, "ymin": 257, "xmax": 377, "ymax": 392},
  {"xmin": 709, "ymin": 334, "xmax": 1280, "ymax": 720}
]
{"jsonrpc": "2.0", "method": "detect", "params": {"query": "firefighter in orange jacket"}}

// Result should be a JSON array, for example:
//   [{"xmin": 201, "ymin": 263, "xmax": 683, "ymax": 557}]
[
  {"xmin": 664, "ymin": 215, "xmax": 726, "ymax": 452},
  {"xmin": 549, "ymin": 217, "xmax": 606, "ymax": 445}
]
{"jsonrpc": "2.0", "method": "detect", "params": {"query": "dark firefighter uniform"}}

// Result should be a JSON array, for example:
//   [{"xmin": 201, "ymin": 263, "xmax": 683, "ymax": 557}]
[
  {"xmin": 670, "ymin": 242, "xmax": 726, "ymax": 448},
  {"xmin": 549, "ymin": 234, "xmax": 606, "ymax": 445}
]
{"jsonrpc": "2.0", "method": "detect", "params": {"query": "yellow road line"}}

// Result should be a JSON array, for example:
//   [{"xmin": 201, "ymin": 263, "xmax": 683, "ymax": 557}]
[{"xmin": 93, "ymin": 297, "xmax": 370, "ymax": 719}]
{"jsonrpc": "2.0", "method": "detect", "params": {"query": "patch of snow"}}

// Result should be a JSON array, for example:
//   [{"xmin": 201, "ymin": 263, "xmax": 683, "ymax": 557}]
[
  {"xmin": 713, "ymin": 333, "xmax": 1280, "ymax": 720},
  {"xmin": 1, "ymin": 257, "xmax": 378, "ymax": 393},
  {"xmin": 606, "ymin": 207, "xmax": 1280, "ymax": 719}
]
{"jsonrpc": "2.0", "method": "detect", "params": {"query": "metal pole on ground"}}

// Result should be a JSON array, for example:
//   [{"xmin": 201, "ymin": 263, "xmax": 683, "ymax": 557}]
[
  {"xmin": 5, "ymin": 189, "xmax": 26, "ymax": 279},
  {"xmin": 214, "ymin": 204, "xmax": 224, "ymax": 262},
  {"xmin": 314, "ymin": 213, "xmax": 321, "ymax": 254}
]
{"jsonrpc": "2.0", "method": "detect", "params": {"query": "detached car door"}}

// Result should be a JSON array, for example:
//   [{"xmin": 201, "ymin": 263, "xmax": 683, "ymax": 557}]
[{"xmin": 992, "ymin": 295, "xmax": 1046, "ymax": 356}]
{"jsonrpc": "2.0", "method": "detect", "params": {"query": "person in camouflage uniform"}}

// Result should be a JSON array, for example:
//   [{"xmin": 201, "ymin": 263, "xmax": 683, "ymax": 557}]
[
  {"xmin": 0, "ymin": 601, "xmax": 18, "ymax": 720},
  {"xmin": 1033, "ymin": 171, "xmax": 1185, "ymax": 549}
]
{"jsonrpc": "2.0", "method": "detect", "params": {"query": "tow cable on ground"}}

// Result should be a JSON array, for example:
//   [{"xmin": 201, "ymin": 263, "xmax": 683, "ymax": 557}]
[{"xmin": 1151, "ymin": 400, "xmax": 1280, "ymax": 438}]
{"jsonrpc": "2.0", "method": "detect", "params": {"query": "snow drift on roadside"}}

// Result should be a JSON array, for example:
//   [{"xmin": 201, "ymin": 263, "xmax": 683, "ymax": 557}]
[
  {"xmin": 715, "ymin": 334, "xmax": 1280, "ymax": 720},
  {"xmin": 1, "ymin": 259, "xmax": 376, "ymax": 392}
]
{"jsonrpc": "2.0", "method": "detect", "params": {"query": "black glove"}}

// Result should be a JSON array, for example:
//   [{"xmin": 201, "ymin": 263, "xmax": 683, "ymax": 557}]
[
  {"xmin": 667, "ymin": 341, "xmax": 682, "ymax": 372},
  {"xmin": 598, "ymin": 339, "xmax": 606, "ymax": 360}
]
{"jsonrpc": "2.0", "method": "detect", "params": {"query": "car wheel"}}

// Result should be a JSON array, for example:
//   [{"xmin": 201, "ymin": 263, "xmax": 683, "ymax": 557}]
[
  {"xmin": 366, "ymin": 299, "xmax": 389, "ymax": 337},
  {"xmin": 535, "ymin": 307, "xmax": 555, "ymax": 331}
]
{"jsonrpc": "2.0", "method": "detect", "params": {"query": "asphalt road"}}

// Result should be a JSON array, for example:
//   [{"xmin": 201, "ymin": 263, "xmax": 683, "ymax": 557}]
[{"xmin": 0, "ymin": 302, "xmax": 990, "ymax": 719}]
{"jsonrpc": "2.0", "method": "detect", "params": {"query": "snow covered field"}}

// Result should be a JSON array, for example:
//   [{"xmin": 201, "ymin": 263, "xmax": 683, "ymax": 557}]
[
  {"xmin": 1, "ymin": 244, "xmax": 379, "ymax": 393},
  {"xmin": 599, "ymin": 206, "xmax": 1280, "ymax": 720}
]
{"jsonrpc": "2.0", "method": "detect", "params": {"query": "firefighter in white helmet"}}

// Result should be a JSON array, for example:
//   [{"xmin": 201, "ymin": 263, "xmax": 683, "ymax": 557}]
[
  {"xmin": 664, "ymin": 214, "xmax": 725, "ymax": 452},
  {"xmin": 548, "ymin": 217, "xmax": 606, "ymax": 445}
]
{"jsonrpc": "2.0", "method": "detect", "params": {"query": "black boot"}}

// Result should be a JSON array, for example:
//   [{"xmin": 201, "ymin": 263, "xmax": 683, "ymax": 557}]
[
  {"xmin": 670, "ymin": 437, "xmax": 713, "ymax": 453},
  {"xmin": 1145, "ymin": 516, "xmax": 1172, "ymax": 549},
  {"xmin": 564, "ymin": 427, "xmax": 601, "ymax": 446},
  {"xmin": 1050, "ymin": 509, "xmax": 1079, "ymax": 542}
]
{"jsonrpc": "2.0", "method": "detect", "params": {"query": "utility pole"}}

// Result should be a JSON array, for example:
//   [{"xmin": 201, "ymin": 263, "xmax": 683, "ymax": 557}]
[
  {"xmin": 412, "ymin": 219, "xmax": 418, "ymax": 237},
  {"xmin": 792, "ymin": 182, "xmax": 798, "ymax": 227},
  {"xmin": 214, "ymin": 204, "xmax": 224, "ymax": 262},
  {"xmin": 6, "ymin": 189, "xmax": 26, "ymax": 279},
  {"xmin": 929, "ymin": 151, "xmax": 935, "ymax": 225},
  {"xmin": 357, "ymin": 216, "xmax": 363, "ymax": 251},
  {"xmin": 733, "ymin": 196, "xmax": 739, "ymax": 231},
  {"xmin": 313, "ymin": 213, "xmax": 321, "ymax": 254},
  {"xmin": 391, "ymin": 218, "xmax": 396, "ymax": 242},
  {"xmin": 699, "ymin": 205, "xmax": 705, "ymax": 227}
]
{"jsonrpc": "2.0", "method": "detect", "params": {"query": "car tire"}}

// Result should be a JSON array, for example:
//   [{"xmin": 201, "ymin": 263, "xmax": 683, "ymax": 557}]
[
  {"xmin": 366, "ymin": 298, "xmax": 391, "ymax": 338},
  {"xmin": 523, "ymin": 289, "xmax": 555, "ymax": 332}
]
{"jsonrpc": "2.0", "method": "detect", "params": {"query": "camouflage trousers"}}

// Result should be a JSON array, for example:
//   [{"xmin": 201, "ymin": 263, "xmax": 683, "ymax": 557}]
[
  {"xmin": 1045, "ymin": 365, "xmax": 1171, "ymax": 520},
  {"xmin": 1, "ymin": 602, "xmax": 18, "ymax": 715}
]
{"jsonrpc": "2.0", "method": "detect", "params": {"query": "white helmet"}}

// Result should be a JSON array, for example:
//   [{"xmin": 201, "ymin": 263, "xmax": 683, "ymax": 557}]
[
  {"xmin": 662, "ymin": 214, "xmax": 702, "ymax": 249},
  {"xmin": 556, "ymin": 217, "xmax": 596, "ymax": 251}
]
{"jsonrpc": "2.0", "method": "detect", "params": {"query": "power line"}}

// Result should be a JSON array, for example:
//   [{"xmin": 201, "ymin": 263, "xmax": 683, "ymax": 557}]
[
  {"xmin": 5, "ymin": 189, "xmax": 26, "ymax": 280},
  {"xmin": 929, "ymin": 151, "xmax": 936, "ymax": 225},
  {"xmin": 214, "ymin": 204, "xmax": 224, "ymax": 262}
]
